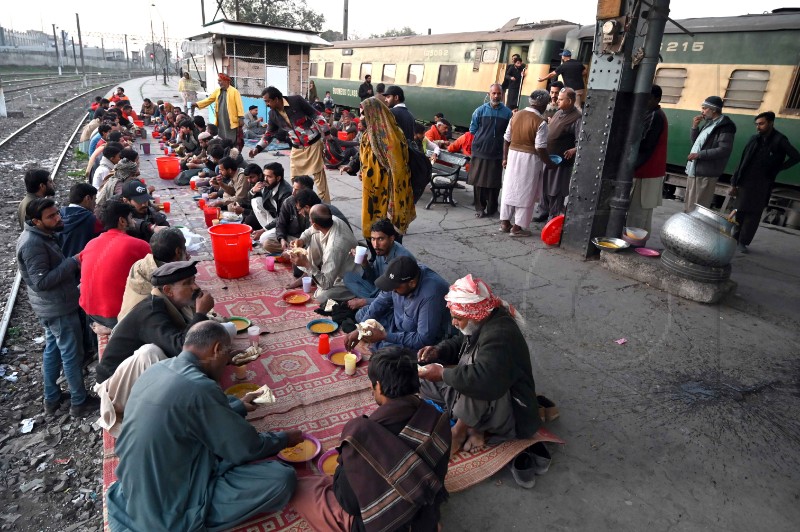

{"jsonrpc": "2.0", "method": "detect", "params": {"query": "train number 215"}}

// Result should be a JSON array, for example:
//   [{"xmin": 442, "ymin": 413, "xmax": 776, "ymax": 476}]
[{"xmin": 662, "ymin": 41, "xmax": 705, "ymax": 52}]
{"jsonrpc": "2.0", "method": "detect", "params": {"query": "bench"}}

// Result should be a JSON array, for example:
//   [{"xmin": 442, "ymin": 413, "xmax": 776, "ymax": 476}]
[{"xmin": 425, "ymin": 150, "xmax": 470, "ymax": 209}]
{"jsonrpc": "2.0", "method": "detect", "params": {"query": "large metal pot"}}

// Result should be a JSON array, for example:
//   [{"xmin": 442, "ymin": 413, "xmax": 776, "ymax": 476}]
[{"xmin": 660, "ymin": 205, "xmax": 737, "ymax": 267}]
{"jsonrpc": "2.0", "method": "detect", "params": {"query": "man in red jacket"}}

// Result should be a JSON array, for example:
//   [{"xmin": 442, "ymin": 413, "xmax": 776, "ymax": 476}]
[
  {"xmin": 79, "ymin": 201, "xmax": 151, "ymax": 330},
  {"xmin": 627, "ymin": 84, "xmax": 668, "ymax": 233}
]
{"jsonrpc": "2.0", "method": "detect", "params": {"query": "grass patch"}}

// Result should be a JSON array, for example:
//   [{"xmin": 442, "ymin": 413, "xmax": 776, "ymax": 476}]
[
  {"xmin": 6, "ymin": 327, "xmax": 21, "ymax": 340},
  {"xmin": 73, "ymin": 148, "xmax": 89, "ymax": 161},
  {"xmin": 66, "ymin": 170, "xmax": 86, "ymax": 177}
]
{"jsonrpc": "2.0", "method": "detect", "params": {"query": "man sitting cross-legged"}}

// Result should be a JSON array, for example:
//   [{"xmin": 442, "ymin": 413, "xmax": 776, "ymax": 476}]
[
  {"xmin": 345, "ymin": 256, "xmax": 450, "ymax": 353},
  {"xmin": 93, "ymin": 260, "xmax": 214, "ymax": 436},
  {"xmin": 417, "ymin": 274, "xmax": 541, "ymax": 457},
  {"xmin": 291, "ymin": 346, "xmax": 451, "ymax": 532},
  {"xmin": 106, "ymin": 321, "xmax": 302, "ymax": 531},
  {"xmin": 343, "ymin": 218, "xmax": 416, "ymax": 313}
]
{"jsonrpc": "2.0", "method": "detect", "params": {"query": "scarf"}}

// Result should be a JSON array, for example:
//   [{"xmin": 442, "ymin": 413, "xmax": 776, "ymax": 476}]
[
  {"xmin": 686, "ymin": 116, "xmax": 722, "ymax": 177},
  {"xmin": 359, "ymin": 97, "xmax": 415, "ymax": 238},
  {"xmin": 445, "ymin": 274, "xmax": 525, "ymax": 326}
]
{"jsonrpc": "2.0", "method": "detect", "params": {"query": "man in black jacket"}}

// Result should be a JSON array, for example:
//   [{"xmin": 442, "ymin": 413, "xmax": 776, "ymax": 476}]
[
  {"xmin": 418, "ymin": 274, "xmax": 540, "ymax": 457},
  {"xmin": 120, "ymin": 180, "xmax": 169, "ymax": 242},
  {"xmin": 731, "ymin": 111, "xmax": 800, "ymax": 252},
  {"xmin": 357, "ymin": 74, "xmax": 373, "ymax": 101},
  {"xmin": 261, "ymin": 175, "xmax": 315, "ymax": 253},
  {"xmin": 249, "ymin": 162, "xmax": 293, "ymax": 241},
  {"xmin": 384, "ymin": 85, "xmax": 416, "ymax": 141}
]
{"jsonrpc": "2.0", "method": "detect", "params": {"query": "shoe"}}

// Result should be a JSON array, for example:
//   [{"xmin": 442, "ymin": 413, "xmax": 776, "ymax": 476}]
[
  {"xmin": 532, "ymin": 214, "xmax": 548, "ymax": 223},
  {"xmin": 528, "ymin": 442, "xmax": 552, "ymax": 475},
  {"xmin": 510, "ymin": 229, "xmax": 533, "ymax": 237},
  {"xmin": 44, "ymin": 392, "xmax": 71, "ymax": 415},
  {"xmin": 537, "ymin": 395, "xmax": 560, "ymax": 422},
  {"xmin": 499, "ymin": 221, "xmax": 511, "ymax": 233},
  {"xmin": 69, "ymin": 395, "xmax": 101, "ymax": 418},
  {"xmin": 510, "ymin": 452, "xmax": 537, "ymax": 489},
  {"xmin": 737, "ymin": 243, "xmax": 748, "ymax": 254}
]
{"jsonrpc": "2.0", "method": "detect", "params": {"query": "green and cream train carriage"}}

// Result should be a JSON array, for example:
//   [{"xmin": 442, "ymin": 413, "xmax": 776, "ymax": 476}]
[
  {"xmin": 566, "ymin": 9, "xmax": 800, "ymax": 188},
  {"xmin": 308, "ymin": 21, "xmax": 577, "ymax": 129}
]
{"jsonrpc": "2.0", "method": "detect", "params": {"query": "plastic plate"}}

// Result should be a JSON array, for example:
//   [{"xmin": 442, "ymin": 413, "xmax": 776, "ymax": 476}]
[
  {"xmin": 635, "ymin": 247, "xmax": 661, "ymax": 257},
  {"xmin": 325, "ymin": 349, "xmax": 362, "ymax": 367},
  {"xmin": 317, "ymin": 449, "xmax": 340, "ymax": 476},
  {"xmin": 224, "ymin": 383, "xmax": 259, "ymax": 398},
  {"xmin": 227, "ymin": 316, "xmax": 251, "ymax": 333},
  {"xmin": 278, "ymin": 434, "xmax": 322, "ymax": 463},
  {"xmin": 282, "ymin": 291, "xmax": 311, "ymax": 305},
  {"xmin": 307, "ymin": 319, "xmax": 339, "ymax": 335}
]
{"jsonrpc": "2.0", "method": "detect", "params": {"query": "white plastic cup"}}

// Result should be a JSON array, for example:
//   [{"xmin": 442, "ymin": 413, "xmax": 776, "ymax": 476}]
[
  {"xmin": 221, "ymin": 322, "xmax": 237, "ymax": 339},
  {"xmin": 202, "ymin": 192, "xmax": 209, "ymax": 200},
  {"xmin": 152, "ymin": 194, "xmax": 161, "ymax": 205},
  {"xmin": 354, "ymin": 245, "xmax": 368, "ymax": 264},
  {"xmin": 344, "ymin": 353, "xmax": 357, "ymax": 375},
  {"xmin": 302, "ymin": 276, "xmax": 313, "ymax": 293},
  {"xmin": 247, "ymin": 326, "xmax": 260, "ymax": 347}
]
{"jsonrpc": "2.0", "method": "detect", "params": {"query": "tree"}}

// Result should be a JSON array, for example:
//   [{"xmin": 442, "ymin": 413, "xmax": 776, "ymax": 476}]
[
  {"xmin": 320, "ymin": 30, "xmax": 345, "ymax": 42},
  {"xmin": 369, "ymin": 27, "xmax": 417, "ymax": 39},
  {"xmin": 222, "ymin": 0, "xmax": 325, "ymax": 31}
]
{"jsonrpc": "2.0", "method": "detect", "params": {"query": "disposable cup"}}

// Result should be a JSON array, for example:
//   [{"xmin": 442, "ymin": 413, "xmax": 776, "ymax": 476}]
[
  {"xmin": 234, "ymin": 364, "xmax": 248, "ymax": 380},
  {"xmin": 344, "ymin": 353, "xmax": 357, "ymax": 375},
  {"xmin": 152, "ymin": 194, "xmax": 161, "ymax": 204},
  {"xmin": 302, "ymin": 277, "xmax": 313, "ymax": 293},
  {"xmin": 162, "ymin": 201, "xmax": 171, "ymax": 214},
  {"xmin": 247, "ymin": 326, "xmax": 260, "ymax": 347},
  {"xmin": 190, "ymin": 180, "xmax": 197, "ymax": 190},
  {"xmin": 265, "ymin": 256, "xmax": 275, "ymax": 271},
  {"xmin": 221, "ymin": 322, "xmax": 237, "ymax": 339},
  {"xmin": 354, "ymin": 245, "xmax": 368, "ymax": 264},
  {"xmin": 198, "ymin": 198, "xmax": 206, "ymax": 209}
]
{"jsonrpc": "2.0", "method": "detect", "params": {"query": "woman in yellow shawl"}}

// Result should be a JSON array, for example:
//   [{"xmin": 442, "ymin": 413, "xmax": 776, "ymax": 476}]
[{"xmin": 358, "ymin": 97, "xmax": 415, "ymax": 239}]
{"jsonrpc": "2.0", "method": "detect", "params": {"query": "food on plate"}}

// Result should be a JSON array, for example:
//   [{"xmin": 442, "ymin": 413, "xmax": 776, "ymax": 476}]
[
  {"xmin": 231, "ymin": 346, "xmax": 260, "ymax": 365},
  {"xmin": 281, "ymin": 439, "xmax": 318, "ymax": 461},
  {"xmin": 252, "ymin": 385, "xmax": 276, "ymax": 405},
  {"xmin": 321, "ymin": 452, "xmax": 338, "ymax": 475},
  {"xmin": 286, "ymin": 294, "xmax": 308, "ymax": 304},
  {"xmin": 309, "ymin": 322, "xmax": 337, "ymax": 334},
  {"xmin": 286, "ymin": 247, "xmax": 308, "ymax": 257},
  {"xmin": 228, "ymin": 317, "xmax": 251, "ymax": 332},
  {"xmin": 597, "ymin": 241, "xmax": 619, "ymax": 249}
]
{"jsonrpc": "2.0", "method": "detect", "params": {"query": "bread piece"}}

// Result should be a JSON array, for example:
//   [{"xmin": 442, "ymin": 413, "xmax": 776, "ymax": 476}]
[
  {"xmin": 231, "ymin": 346, "xmax": 260, "ymax": 365},
  {"xmin": 253, "ymin": 385, "xmax": 276, "ymax": 405}
]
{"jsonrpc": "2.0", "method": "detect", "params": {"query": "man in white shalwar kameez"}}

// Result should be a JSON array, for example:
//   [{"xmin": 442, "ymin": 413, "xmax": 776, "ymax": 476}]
[{"xmin": 499, "ymin": 90, "xmax": 556, "ymax": 237}]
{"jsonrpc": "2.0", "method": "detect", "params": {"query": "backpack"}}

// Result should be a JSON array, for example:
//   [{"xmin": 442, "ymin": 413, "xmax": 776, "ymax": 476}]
[{"xmin": 407, "ymin": 145, "xmax": 432, "ymax": 204}]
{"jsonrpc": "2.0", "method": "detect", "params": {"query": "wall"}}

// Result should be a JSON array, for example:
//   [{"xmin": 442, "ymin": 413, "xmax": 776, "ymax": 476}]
[{"xmin": 0, "ymin": 47, "xmax": 135, "ymax": 70}]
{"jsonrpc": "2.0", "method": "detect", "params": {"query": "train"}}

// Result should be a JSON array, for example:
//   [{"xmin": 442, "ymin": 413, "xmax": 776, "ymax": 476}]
[{"xmin": 309, "ymin": 10, "xmax": 800, "ymax": 189}]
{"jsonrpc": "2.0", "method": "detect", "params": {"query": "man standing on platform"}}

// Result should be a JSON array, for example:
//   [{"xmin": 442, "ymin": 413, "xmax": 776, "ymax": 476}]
[
  {"xmin": 499, "ymin": 90, "xmax": 555, "ymax": 237},
  {"xmin": 106, "ymin": 321, "xmax": 301, "ymax": 531},
  {"xmin": 250, "ymin": 86, "xmax": 331, "ymax": 203},
  {"xmin": 358, "ymin": 74, "xmax": 374, "ymax": 101},
  {"xmin": 538, "ymin": 50, "xmax": 587, "ymax": 108},
  {"xmin": 384, "ymin": 86, "xmax": 416, "ymax": 142},
  {"xmin": 192, "ymin": 73, "xmax": 245, "ymax": 146},
  {"xmin": 731, "ymin": 111, "xmax": 800, "ymax": 253},
  {"xmin": 685, "ymin": 96, "xmax": 737, "ymax": 212},
  {"xmin": 538, "ymin": 87, "xmax": 581, "ymax": 221},
  {"xmin": 468, "ymin": 84, "xmax": 513, "ymax": 218}
]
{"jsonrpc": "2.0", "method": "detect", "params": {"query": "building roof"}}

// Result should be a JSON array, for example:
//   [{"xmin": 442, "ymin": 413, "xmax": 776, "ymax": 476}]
[{"xmin": 188, "ymin": 19, "xmax": 331, "ymax": 47}]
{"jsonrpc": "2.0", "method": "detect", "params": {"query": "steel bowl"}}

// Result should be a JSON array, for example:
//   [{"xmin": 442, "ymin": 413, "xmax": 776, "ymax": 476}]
[
  {"xmin": 660, "ymin": 211, "xmax": 736, "ymax": 267},
  {"xmin": 591, "ymin": 237, "xmax": 630, "ymax": 253}
]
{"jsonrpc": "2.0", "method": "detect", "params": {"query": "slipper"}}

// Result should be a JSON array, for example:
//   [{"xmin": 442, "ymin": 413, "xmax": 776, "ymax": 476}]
[
  {"xmin": 510, "ymin": 229, "xmax": 533, "ymax": 237},
  {"xmin": 499, "ymin": 222, "xmax": 511, "ymax": 233}
]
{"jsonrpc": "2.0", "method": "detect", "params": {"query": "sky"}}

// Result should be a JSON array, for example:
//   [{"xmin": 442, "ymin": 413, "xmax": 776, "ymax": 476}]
[{"xmin": 0, "ymin": 0, "xmax": 792, "ymax": 53}]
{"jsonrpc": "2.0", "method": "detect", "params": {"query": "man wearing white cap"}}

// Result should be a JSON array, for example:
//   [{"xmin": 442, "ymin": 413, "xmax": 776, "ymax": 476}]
[
  {"xmin": 685, "ymin": 95, "xmax": 737, "ymax": 212},
  {"xmin": 417, "ymin": 275, "xmax": 540, "ymax": 457}
]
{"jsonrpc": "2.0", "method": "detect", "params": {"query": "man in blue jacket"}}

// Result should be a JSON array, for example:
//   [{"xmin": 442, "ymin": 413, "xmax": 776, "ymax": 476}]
[
  {"xmin": 468, "ymin": 84, "xmax": 513, "ymax": 218},
  {"xmin": 59, "ymin": 183, "xmax": 101, "ymax": 257}
]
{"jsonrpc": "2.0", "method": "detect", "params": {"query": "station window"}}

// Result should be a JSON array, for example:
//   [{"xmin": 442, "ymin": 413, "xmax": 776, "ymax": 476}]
[
  {"xmin": 309, "ymin": 63, "xmax": 318, "ymax": 77},
  {"xmin": 654, "ymin": 67, "xmax": 687, "ymax": 104},
  {"xmin": 382, "ymin": 64, "xmax": 396, "ymax": 83},
  {"xmin": 482, "ymin": 48, "xmax": 499, "ymax": 63},
  {"xmin": 360, "ymin": 63, "xmax": 372, "ymax": 79},
  {"xmin": 407, "ymin": 64, "xmax": 424, "ymax": 84},
  {"xmin": 341, "ymin": 63, "xmax": 351, "ymax": 79},
  {"xmin": 784, "ymin": 65, "xmax": 800, "ymax": 111},
  {"xmin": 437, "ymin": 65, "xmax": 457, "ymax": 87},
  {"xmin": 724, "ymin": 69, "xmax": 770, "ymax": 110},
  {"xmin": 324, "ymin": 62, "xmax": 334, "ymax": 78}
]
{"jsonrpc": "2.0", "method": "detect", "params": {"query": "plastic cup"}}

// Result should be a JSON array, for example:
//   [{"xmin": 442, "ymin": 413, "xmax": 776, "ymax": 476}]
[
  {"xmin": 247, "ymin": 326, "xmax": 260, "ymax": 347},
  {"xmin": 164, "ymin": 148, "xmax": 169, "ymax": 155},
  {"xmin": 318, "ymin": 334, "xmax": 330, "ymax": 355},
  {"xmin": 265, "ymin": 256, "xmax": 275, "ymax": 271},
  {"xmin": 344, "ymin": 353, "xmax": 357, "ymax": 375},
  {"xmin": 190, "ymin": 180, "xmax": 197, "ymax": 190},
  {"xmin": 302, "ymin": 276, "xmax": 313, "ymax": 293},
  {"xmin": 162, "ymin": 201, "xmax": 171, "ymax": 214},
  {"xmin": 152, "ymin": 194, "xmax": 161, "ymax": 204},
  {"xmin": 198, "ymin": 198, "xmax": 206, "ymax": 209},
  {"xmin": 221, "ymin": 322, "xmax": 237, "ymax": 339},
  {"xmin": 202, "ymin": 193, "xmax": 209, "ymax": 200},
  {"xmin": 234, "ymin": 364, "xmax": 248, "ymax": 380},
  {"xmin": 212, "ymin": 219, "xmax": 220, "ymax": 225},
  {"xmin": 354, "ymin": 245, "xmax": 368, "ymax": 264}
]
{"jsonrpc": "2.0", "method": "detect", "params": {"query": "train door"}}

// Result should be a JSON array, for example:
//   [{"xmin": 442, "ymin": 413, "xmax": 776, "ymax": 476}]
[{"xmin": 498, "ymin": 44, "xmax": 529, "ymax": 86}]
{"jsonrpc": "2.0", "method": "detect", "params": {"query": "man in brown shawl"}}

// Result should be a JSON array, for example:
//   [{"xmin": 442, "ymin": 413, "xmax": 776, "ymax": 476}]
[{"xmin": 537, "ymin": 87, "xmax": 581, "ymax": 221}]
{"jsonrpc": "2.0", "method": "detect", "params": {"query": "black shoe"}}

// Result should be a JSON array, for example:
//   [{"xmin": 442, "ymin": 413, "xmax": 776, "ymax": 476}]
[
  {"xmin": 44, "ymin": 392, "xmax": 71, "ymax": 415},
  {"xmin": 528, "ymin": 442, "xmax": 552, "ymax": 475},
  {"xmin": 510, "ymin": 451, "xmax": 537, "ymax": 489},
  {"xmin": 70, "ymin": 395, "xmax": 100, "ymax": 418}
]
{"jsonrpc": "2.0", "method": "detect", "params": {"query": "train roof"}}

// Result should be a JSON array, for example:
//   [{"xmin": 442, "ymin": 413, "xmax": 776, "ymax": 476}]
[
  {"xmin": 320, "ymin": 21, "xmax": 578, "ymax": 49},
  {"xmin": 574, "ymin": 10, "xmax": 800, "ymax": 38}
]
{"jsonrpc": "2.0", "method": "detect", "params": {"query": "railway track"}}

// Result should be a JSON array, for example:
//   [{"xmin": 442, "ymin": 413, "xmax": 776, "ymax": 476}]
[{"xmin": 0, "ymin": 81, "xmax": 116, "ymax": 346}]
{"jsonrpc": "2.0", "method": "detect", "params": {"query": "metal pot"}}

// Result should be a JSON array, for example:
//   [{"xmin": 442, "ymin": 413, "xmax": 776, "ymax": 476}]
[{"xmin": 660, "ymin": 205, "xmax": 736, "ymax": 267}]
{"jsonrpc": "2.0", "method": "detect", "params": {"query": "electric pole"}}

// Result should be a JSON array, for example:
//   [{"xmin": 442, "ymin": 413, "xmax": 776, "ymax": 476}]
[
  {"xmin": 125, "ymin": 34, "xmax": 131, "ymax": 79},
  {"xmin": 52, "ymin": 24, "xmax": 61, "ymax": 76},
  {"xmin": 71, "ymin": 37, "xmax": 78, "ymax": 74},
  {"xmin": 75, "ymin": 13, "xmax": 87, "ymax": 87},
  {"xmin": 343, "ymin": 0, "xmax": 349, "ymax": 40}
]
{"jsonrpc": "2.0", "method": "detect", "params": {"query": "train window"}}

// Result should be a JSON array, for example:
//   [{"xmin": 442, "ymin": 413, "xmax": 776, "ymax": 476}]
[
  {"xmin": 383, "ymin": 64, "xmax": 396, "ymax": 83},
  {"xmin": 341, "ymin": 63, "xmax": 352, "ymax": 79},
  {"xmin": 724, "ymin": 70, "xmax": 770, "ymax": 110},
  {"xmin": 309, "ymin": 63, "xmax": 318, "ymax": 77},
  {"xmin": 786, "ymin": 66, "xmax": 800, "ymax": 111},
  {"xmin": 482, "ymin": 48, "xmax": 499, "ymax": 63},
  {"xmin": 654, "ymin": 68, "xmax": 687, "ymax": 104},
  {"xmin": 408, "ymin": 64, "xmax": 424, "ymax": 85},
  {"xmin": 437, "ymin": 65, "xmax": 457, "ymax": 87},
  {"xmin": 324, "ymin": 62, "xmax": 334, "ymax": 78},
  {"xmin": 360, "ymin": 63, "xmax": 372, "ymax": 79}
]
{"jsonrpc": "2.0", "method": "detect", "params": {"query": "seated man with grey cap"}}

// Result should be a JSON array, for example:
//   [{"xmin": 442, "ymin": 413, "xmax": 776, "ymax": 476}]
[
  {"xmin": 345, "ymin": 256, "xmax": 450, "ymax": 353},
  {"xmin": 93, "ymin": 260, "xmax": 215, "ymax": 436}
]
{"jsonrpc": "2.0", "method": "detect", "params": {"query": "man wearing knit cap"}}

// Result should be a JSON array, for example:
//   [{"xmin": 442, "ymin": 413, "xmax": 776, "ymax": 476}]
[
  {"xmin": 192, "ymin": 73, "xmax": 245, "ymax": 146},
  {"xmin": 684, "ymin": 95, "xmax": 737, "ymax": 212},
  {"xmin": 417, "ymin": 275, "xmax": 540, "ymax": 457},
  {"xmin": 499, "ymin": 89, "xmax": 557, "ymax": 237}
]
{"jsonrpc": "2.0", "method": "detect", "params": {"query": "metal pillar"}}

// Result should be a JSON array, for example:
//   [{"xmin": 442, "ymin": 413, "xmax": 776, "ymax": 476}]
[
  {"xmin": 151, "ymin": 19, "xmax": 157, "ymax": 79},
  {"xmin": 101, "ymin": 37, "xmax": 105, "ymax": 62},
  {"xmin": 75, "ymin": 13, "xmax": 87, "ymax": 87},
  {"xmin": 561, "ymin": 0, "xmax": 671, "ymax": 258},
  {"xmin": 343, "ymin": 0, "xmax": 349, "ymax": 40},
  {"xmin": 52, "ymin": 24, "xmax": 61, "ymax": 76},
  {"xmin": 125, "ymin": 34, "xmax": 131, "ymax": 79},
  {"xmin": 0, "ymin": 76, "xmax": 7, "ymax": 118},
  {"xmin": 61, "ymin": 30, "xmax": 67, "ymax": 61},
  {"xmin": 162, "ymin": 21, "xmax": 169, "ymax": 84},
  {"xmin": 71, "ymin": 37, "xmax": 79, "ymax": 74}
]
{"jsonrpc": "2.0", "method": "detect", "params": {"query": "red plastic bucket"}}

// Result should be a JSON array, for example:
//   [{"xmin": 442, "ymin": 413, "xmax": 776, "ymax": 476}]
[
  {"xmin": 156, "ymin": 156, "xmax": 180, "ymax": 179},
  {"xmin": 208, "ymin": 223, "xmax": 252, "ymax": 279}
]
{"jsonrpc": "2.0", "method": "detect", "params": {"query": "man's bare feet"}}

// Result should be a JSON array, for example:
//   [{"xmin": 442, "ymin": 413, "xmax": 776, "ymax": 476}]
[
  {"xmin": 286, "ymin": 278, "xmax": 303, "ymax": 289},
  {"xmin": 463, "ymin": 429, "xmax": 486, "ymax": 453},
  {"xmin": 450, "ymin": 419, "xmax": 468, "ymax": 458}
]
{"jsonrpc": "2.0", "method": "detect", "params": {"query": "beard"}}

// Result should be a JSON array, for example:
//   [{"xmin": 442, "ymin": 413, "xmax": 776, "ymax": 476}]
[{"xmin": 455, "ymin": 320, "xmax": 481, "ymax": 336}]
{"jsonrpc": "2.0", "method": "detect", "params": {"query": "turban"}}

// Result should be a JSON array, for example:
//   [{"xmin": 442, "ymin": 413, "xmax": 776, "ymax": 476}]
[
  {"xmin": 445, "ymin": 275, "xmax": 525, "ymax": 325},
  {"xmin": 218, "ymin": 73, "xmax": 232, "ymax": 83}
]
